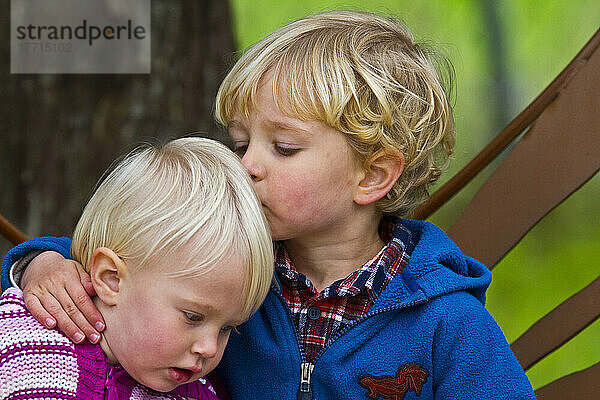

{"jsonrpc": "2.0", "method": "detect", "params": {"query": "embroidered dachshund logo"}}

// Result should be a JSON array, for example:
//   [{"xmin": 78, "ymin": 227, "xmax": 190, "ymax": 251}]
[{"xmin": 359, "ymin": 363, "xmax": 428, "ymax": 400}]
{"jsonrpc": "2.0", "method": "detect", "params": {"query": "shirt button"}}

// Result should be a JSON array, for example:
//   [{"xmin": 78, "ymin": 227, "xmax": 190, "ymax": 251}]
[{"xmin": 307, "ymin": 306, "xmax": 321, "ymax": 320}]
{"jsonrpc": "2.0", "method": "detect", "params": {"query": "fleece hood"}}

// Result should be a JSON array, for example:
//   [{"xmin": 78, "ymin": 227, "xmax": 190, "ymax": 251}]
[{"xmin": 372, "ymin": 219, "xmax": 492, "ymax": 312}]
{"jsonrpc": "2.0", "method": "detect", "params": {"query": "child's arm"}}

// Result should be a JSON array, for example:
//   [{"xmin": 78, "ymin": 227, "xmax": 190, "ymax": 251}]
[
  {"xmin": 1, "ymin": 237, "xmax": 104, "ymax": 344},
  {"xmin": 432, "ymin": 292, "xmax": 536, "ymax": 399}
]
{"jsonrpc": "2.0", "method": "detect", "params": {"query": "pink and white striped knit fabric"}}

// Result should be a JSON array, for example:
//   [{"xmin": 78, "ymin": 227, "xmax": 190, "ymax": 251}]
[{"xmin": 0, "ymin": 288, "xmax": 220, "ymax": 400}]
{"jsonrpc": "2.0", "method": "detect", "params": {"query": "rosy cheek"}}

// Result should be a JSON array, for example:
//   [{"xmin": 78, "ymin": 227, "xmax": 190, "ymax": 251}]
[
  {"xmin": 133, "ymin": 318, "xmax": 181, "ymax": 355},
  {"xmin": 147, "ymin": 333, "xmax": 174, "ymax": 353},
  {"xmin": 278, "ymin": 173, "xmax": 314, "ymax": 198}
]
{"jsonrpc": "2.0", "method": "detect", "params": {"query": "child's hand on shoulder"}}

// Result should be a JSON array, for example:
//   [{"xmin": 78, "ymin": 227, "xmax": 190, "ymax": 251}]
[{"xmin": 22, "ymin": 251, "xmax": 104, "ymax": 343}]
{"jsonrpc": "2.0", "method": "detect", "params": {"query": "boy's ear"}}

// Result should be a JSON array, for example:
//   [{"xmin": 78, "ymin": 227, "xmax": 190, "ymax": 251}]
[
  {"xmin": 89, "ymin": 247, "xmax": 128, "ymax": 306},
  {"xmin": 354, "ymin": 149, "xmax": 404, "ymax": 206}
]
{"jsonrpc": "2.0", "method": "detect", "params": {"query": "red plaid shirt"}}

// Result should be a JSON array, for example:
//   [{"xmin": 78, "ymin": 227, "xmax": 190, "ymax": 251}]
[{"xmin": 275, "ymin": 218, "xmax": 414, "ymax": 363}]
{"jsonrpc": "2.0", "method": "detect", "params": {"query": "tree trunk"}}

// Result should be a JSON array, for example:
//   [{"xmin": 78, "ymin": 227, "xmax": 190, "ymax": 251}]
[{"xmin": 0, "ymin": 1, "xmax": 237, "ymax": 256}]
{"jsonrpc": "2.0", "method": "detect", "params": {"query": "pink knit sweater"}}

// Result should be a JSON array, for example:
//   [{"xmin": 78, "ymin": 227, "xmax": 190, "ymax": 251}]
[{"xmin": 0, "ymin": 288, "xmax": 220, "ymax": 399}]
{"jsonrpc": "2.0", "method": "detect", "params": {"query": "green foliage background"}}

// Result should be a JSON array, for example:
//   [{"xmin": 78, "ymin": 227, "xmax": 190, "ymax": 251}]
[{"xmin": 230, "ymin": 0, "xmax": 600, "ymax": 389}]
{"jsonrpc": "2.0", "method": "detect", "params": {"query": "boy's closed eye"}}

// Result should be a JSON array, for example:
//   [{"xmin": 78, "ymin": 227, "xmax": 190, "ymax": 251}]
[
  {"xmin": 273, "ymin": 143, "xmax": 300, "ymax": 156},
  {"xmin": 233, "ymin": 143, "xmax": 248, "ymax": 157},
  {"xmin": 232, "ymin": 142, "xmax": 300, "ymax": 157}
]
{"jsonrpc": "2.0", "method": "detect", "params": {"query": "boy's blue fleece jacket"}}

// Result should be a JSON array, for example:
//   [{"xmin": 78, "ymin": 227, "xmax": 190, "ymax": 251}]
[{"xmin": 1, "ymin": 220, "xmax": 536, "ymax": 399}]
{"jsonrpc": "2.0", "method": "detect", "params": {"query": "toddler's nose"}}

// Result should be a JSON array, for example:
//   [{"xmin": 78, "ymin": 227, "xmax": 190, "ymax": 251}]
[{"xmin": 191, "ymin": 333, "xmax": 219, "ymax": 359}]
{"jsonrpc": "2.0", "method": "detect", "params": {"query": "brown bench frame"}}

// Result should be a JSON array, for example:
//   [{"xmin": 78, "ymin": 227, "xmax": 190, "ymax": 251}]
[{"xmin": 413, "ymin": 28, "xmax": 600, "ymax": 399}]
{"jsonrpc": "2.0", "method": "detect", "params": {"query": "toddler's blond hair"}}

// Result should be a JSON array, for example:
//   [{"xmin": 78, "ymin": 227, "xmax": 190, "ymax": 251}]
[{"xmin": 72, "ymin": 137, "xmax": 273, "ymax": 318}]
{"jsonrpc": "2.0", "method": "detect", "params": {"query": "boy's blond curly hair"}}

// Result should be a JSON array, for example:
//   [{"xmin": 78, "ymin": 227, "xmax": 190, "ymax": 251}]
[{"xmin": 216, "ymin": 10, "xmax": 455, "ymax": 216}]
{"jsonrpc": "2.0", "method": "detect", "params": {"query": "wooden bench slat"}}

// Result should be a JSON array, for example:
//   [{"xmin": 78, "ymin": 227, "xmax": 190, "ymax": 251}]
[
  {"xmin": 447, "ymin": 34, "xmax": 600, "ymax": 268},
  {"xmin": 412, "ymin": 29, "xmax": 600, "ymax": 222},
  {"xmin": 510, "ymin": 275, "xmax": 600, "ymax": 371},
  {"xmin": 0, "ymin": 213, "xmax": 28, "ymax": 246},
  {"xmin": 535, "ymin": 361, "xmax": 600, "ymax": 400}
]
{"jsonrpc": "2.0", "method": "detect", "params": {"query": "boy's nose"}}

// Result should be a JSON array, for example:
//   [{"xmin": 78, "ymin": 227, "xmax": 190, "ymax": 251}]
[
  {"xmin": 191, "ymin": 333, "xmax": 219, "ymax": 359},
  {"xmin": 241, "ymin": 147, "xmax": 265, "ymax": 181}
]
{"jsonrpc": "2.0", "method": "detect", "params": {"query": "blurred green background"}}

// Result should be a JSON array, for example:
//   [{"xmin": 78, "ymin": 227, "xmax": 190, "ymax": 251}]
[{"xmin": 229, "ymin": 0, "xmax": 599, "ymax": 390}]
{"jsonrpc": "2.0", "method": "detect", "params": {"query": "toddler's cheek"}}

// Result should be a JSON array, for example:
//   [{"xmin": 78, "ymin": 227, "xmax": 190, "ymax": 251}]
[{"xmin": 132, "ymin": 322, "xmax": 181, "ymax": 356}]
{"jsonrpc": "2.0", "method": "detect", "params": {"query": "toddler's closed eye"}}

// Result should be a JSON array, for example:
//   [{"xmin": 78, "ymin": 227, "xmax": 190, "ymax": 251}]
[
  {"xmin": 184, "ymin": 312, "xmax": 203, "ymax": 323},
  {"xmin": 221, "ymin": 325, "xmax": 241, "ymax": 335}
]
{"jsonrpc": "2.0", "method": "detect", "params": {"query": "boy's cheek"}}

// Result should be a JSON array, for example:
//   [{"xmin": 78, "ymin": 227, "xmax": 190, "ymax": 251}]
[{"xmin": 257, "ymin": 175, "xmax": 302, "ymax": 206}]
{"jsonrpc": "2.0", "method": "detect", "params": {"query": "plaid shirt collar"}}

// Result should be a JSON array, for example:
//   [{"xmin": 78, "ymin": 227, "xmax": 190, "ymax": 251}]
[{"xmin": 274, "ymin": 217, "xmax": 414, "ymax": 303}]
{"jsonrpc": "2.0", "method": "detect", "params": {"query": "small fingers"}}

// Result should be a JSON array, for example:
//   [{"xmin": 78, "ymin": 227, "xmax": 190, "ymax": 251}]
[
  {"xmin": 77, "ymin": 265, "xmax": 97, "ymax": 298},
  {"xmin": 25, "ymin": 289, "xmax": 86, "ymax": 342},
  {"xmin": 40, "ymin": 288, "xmax": 86, "ymax": 343},
  {"xmin": 60, "ymin": 286, "xmax": 102, "ymax": 344},
  {"xmin": 26, "ymin": 286, "xmax": 99, "ymax": 344},
  {"xmin": 65, "ymin": 279, "xmax": 105, "ymax": 340},
  {"xmin": 23, "ymin": 292, "xmax": 57, "ymax": 329},
  {"xmin": 20, "ymin": 252, "xmax": 103, "ymax": 344},
  {"xmin": 74, "ymin": 263, "xmax": 104, "ymax": 333}
]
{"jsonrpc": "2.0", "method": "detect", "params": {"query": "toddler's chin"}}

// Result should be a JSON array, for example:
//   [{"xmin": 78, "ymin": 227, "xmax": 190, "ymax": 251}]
[{"xmin": 132, "ymin": 373, "xmax": 179, "ymax": 393}]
